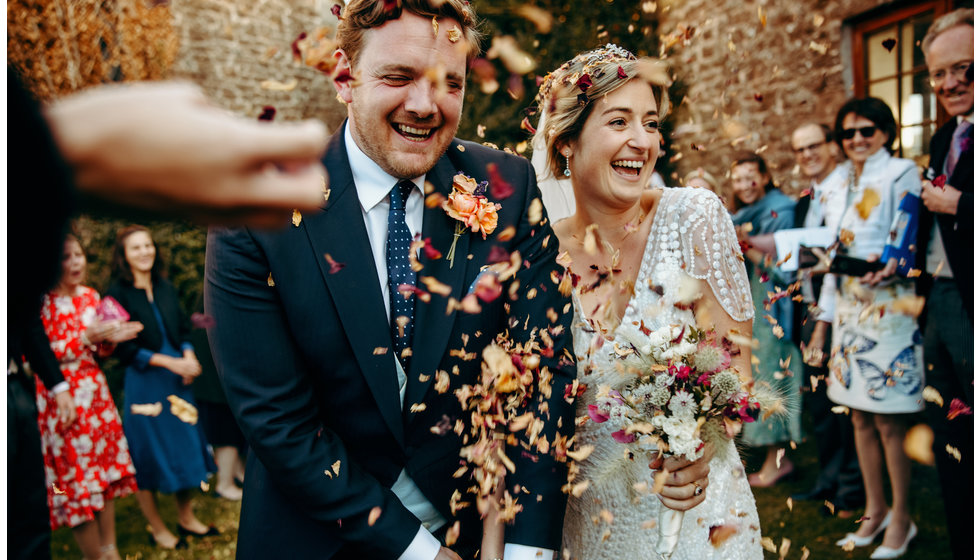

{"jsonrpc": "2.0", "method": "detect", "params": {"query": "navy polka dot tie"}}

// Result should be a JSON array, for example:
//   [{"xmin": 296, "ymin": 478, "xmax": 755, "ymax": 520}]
[{"xmin": 387, "ymin": 180, "xmax": 416, "ymax": 368}]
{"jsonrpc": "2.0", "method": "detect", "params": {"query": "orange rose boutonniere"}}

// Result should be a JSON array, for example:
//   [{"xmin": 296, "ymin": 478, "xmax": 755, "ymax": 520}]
[{"xmin": 442, "ymin": 172, "xmax": 501, "ymax": 268}]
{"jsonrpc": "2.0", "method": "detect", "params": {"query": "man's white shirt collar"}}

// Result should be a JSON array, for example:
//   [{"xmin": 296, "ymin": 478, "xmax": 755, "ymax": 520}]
[{"xmin": 345, "ymin": 122, "xmax": 424, "ymax": 210}]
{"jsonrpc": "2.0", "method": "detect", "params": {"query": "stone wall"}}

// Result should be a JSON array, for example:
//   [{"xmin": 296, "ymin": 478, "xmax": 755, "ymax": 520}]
[
  {"xmin": 656, "ymin": 0, "xmax": 895, "ymax": 196},
  {"xmin": 169, "ymin": 0, "xmax": 348, "ymax": 131}
]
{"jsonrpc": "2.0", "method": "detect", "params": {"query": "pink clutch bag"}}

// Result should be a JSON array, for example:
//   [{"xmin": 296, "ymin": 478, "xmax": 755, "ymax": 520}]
[{"xmin": 96, "ymin": 296, "xmax": 130, "ymax": 322}]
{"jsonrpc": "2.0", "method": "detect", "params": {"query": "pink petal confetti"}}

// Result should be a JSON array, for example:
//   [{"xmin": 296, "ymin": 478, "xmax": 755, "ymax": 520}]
[
  {"xmin": 611, "ymin": 429, "xmax": 636, "ymax": 443},
  {"xmin": 617, "ymin": 65, "xmax": 628, "ymax": 79},
  {"xmin": 948, "ymin": 398, "xmax": 972, "ymax": 420},
  {"xmin": 324, "ymin": 253, "xmax": 346, "ymax": 274},
  {"xmin": 576, "ymin": 73, "xmax": 593, "ymax": 92},
  {"xmin": 190, "ymin": 312, "xmax": 216, "ymax": 329},
  {"xmin": 587, "ymin": 404, "xmax": 609, "ymax": 423},
  {"xmin": 882, "ymin": 38, "xmax": 897, "ymax": 52},
  {"xmin": 258, "ymin": 106, "xmax": 277, "ymax": 121},
  {"xmin": 487, "ymin": 163, "xmax": 516, "ymax": 200},
  {"xmin": 932, "ymin": 174, "xmax": 947, "ymax": 189}
]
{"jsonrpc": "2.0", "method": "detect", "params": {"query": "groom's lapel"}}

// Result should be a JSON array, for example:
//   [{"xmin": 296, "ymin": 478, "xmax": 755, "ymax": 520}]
[
  {"xmin": 404, "ymin": 147, "xmax": 470, "ymax": 417},
  {"xmin": 304, "ymin": 127, "xmax": 405, "ymax": 445}
]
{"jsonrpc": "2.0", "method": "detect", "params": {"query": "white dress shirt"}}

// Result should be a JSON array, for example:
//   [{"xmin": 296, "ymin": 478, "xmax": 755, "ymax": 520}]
[{"xmin": 345, "ymin": 124, "xmax": 554, "ymax": 560}]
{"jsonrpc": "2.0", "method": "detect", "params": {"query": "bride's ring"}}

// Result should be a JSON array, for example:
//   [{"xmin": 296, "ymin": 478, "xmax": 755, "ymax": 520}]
[{"xmin": 692, "ymin": 481, "xmax": 703, "ymax": 496}]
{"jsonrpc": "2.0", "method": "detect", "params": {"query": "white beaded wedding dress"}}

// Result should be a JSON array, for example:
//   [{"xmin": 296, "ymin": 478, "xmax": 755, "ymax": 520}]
[{"xmin": 556, "ymin": 186, "xmax": 764, "ymax": 559}]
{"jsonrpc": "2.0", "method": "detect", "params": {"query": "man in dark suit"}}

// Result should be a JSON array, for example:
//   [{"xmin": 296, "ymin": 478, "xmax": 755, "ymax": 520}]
[
  {"xmin": 917, "ymin": 9, "xmax": 973, "ymax": 559},
  {"xmin": 204, "ymin": 1, "xmax": 576, "ymax": 559}
]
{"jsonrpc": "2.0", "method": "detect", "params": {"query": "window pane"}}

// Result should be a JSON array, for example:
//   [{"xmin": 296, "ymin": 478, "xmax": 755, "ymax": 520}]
[
  {"xmin": 867, "ymin": 26, "xmax": 899, "ymax": 81},
  {"xmin": 900, "ymin": 125, "xmax": 926, "ymax": 157},
  {"xmin": 869, "ymin": 80, "xmax": 900, "ymax": 121},
  {"xmin": 901, "ymin": 14, "xmax": 933, "ymax": 72}
]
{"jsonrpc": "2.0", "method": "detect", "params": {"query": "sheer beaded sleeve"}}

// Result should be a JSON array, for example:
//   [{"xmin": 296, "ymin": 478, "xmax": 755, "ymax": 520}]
[{"xmin": 673, "ymin": 188, "xmax": 754, "ymax": 322}]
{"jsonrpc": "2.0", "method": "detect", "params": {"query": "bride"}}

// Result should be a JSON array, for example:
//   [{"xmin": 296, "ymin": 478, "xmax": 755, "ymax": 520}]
[{"xmin": 532, "ymin": 45, "xmax": 764, "ymax": 559}]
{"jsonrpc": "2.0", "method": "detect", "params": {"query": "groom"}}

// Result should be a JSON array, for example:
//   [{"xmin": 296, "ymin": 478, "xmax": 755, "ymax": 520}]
[{"xmin": 205, "ymin": 1, "xmax": 576, "ymax": 559}]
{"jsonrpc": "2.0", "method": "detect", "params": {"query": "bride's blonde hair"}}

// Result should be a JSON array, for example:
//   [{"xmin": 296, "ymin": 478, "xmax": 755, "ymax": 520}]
[{"xmin": 531, "ymin": 44, "xmax": 672, "ymax": 180}]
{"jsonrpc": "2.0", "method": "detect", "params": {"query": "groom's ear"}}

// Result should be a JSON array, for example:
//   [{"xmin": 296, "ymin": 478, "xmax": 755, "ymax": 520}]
[{"xmin": 333, "ymin": 50, "xmax": 355, "ymax": 104}]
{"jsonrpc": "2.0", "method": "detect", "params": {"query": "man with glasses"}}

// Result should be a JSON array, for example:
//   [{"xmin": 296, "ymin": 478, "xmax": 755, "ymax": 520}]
[
  {"xmin": 784, "ymin": 124, "xmax": 865, "ymax": 517},
  {"xmin": 917, "ymin": 8, "xmax": 973, "ymax": 560}
]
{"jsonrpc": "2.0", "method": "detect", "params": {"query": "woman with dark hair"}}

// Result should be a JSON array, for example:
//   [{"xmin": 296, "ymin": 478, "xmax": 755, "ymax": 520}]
[
  {"xmin": 35, "ymin": 233, "xmax": 143, "ymax": 560},
  {"xmin": 730, "ymin": 152, "xmax": 803, "ymax": 487},
  {"xmin": 809, "ymin": 97, "xmax": 922, "ymax": 558},
  {"xmin": 105, "ymin": 225, "xmax": 216, "ymax": 550}
]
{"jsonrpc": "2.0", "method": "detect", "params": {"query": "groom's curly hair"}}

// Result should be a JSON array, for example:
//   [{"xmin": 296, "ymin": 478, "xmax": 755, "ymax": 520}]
[{"xmin": 337, "ymin": 0, "xmax": 482, "ymax": 70}]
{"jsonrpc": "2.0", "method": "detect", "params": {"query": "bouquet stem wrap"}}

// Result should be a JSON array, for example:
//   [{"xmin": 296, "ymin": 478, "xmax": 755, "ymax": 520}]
[{"xmin": 656, "ymin": 507, "xmax": 684, "ymax": 559}]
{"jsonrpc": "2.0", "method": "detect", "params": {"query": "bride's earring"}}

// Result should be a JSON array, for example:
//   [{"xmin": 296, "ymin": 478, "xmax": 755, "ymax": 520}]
[{"xmin": 564, "ymin": 153, "xmax": 572, "ymax": 177}]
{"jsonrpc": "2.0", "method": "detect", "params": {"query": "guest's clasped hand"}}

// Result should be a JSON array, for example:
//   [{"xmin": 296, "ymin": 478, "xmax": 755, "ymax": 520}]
[
  {"xmin": 650, "ymin": 444, "xmax": 714, "ymax": 511},
  {"xmin": 160, "ymin": 351, "xmax": 203, "ymax": 385},
  {"xmin": 45, "ymin": 81, "xmax": 329, "ymax": 228},
  {"xmin": 859, "ymin": 254, "xmax": 898, "ymax": 286},
  {"xmin": 85, "ymin": 319, "xmax": 144, "ymax": 345}
]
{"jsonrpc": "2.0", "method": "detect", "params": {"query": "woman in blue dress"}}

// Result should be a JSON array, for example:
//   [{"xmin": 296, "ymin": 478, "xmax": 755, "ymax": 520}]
[
  {"xmin": 730, "ymin": 152, "xmax": 804, "ymax": 487},
  {"xmin": 106, "ymin": 225, "xmax": 217, "ymax": 549}
]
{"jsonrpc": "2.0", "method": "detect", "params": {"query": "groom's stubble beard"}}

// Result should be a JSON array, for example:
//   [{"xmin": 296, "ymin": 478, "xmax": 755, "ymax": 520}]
[{"xmin": 347, "ymin": 95, "xmax": 464, "ymax": 181}]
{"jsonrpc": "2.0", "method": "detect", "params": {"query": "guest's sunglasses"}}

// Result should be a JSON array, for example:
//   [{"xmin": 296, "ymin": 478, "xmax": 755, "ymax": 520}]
[{"xmin": 840, "ymin": 126, "xmax": 877, "ymax": 140}]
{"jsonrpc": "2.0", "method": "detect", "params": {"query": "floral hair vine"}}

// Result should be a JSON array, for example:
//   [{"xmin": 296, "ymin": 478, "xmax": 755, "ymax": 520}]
[
  {"xmin": 534, "ymin": 43, "xmax": 638, "ymax": 106},
  {"xmin": 442, "ymin": 173, "xmax": 501, "ymax": 268}
]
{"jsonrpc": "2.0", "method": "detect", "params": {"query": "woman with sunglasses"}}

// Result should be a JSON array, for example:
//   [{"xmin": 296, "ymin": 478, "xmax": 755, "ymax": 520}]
[{"xmin": 810, "ymin": 97, "xmax": 923, "ymax": 559}]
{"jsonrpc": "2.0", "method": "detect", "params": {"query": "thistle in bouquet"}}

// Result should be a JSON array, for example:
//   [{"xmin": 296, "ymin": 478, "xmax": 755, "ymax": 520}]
[{"xmin": 589, "ymin": 323, "xmax": 782, "ymax": 559}]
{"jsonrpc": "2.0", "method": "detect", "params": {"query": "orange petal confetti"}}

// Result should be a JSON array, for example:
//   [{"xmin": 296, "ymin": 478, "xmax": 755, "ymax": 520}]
[
  {"xmin": 431, "ymin": 16, "xmax": 439, "ymax": 37},
  {"xmin": 167, "ymin": 395, "xmax": 199, "ymax": 425},
  {"xmin": 946, "ymin": 444, "xmax": 962, "ymax": 461},
  {"xmin": 445, "ymin": 520, "xmax": 460, "ymax": 546},
  {"xmin": 373, "ymin": 347, "xmax": 389, "ymax": 355},
  {"xmin": 486, "ymin": 36, "xmax": 535, "ymax": 74},
  {"xmin": 331, "ymin": 460, "xmax": 341, "ymax": 476},
  {"xmin": 130, "ymin": 402, "xmax": 162, "ymax": 417},
  {"xmin": 855, "ymin": 188, "xmax": 881, "ymax": 220},
  {"xmin": 434, "ymin": 370, "xmax": 450, "ymax": 394},
  {"xmin": 890, "ymin": 294, "xmax": 924, "ymax": 317},
  {"xmin": 368, "ymin": 506, "xmax": 382, "ymax": 526},
  {"xmin": 566, "ymin": 444, "xmax": 594, "ymax": 462},
  {"xmin": 922, "ymin": 385, "xmax": 943, "ymax": 408},
  {"xmin": 709, "ymin": 524, "xmax": 738, "ymax": 547},
  {"xmin": 409, "ymin": 403, "xmax": 427, "ymax": 413},
  {"xmin": 420, "ymin": 276, "xmax": 453, "ymax": 297},
  {"xmin": 515, "ymin": 5, "xmax": 553, "ymax": 33},
  {"xmin": 757, "ymin": 5, "xmax": 767, "ymax": 27},
  {"xmin": 760, "ymin": 537, "xmax": 777, "ymax": 553},
  {"xmin": 839, "ymin": 228, "xmax": 855, "ymax": 246},
  {"xmin": 267, "ymin": 273, "xmax": 275, "ymax": 287},
  {"xmin": 903, "ymin": 423, "xmax": 935, "ymax": 465},
  {"xmin": 528, "ymin": 197, "xmax": 543, "ymax": 225},
  {"xmin": 447, "ymin": 25, "xmax": 461, "ymax": 43},
  {"xmin": 599, "ymin": 509, "xmax": 614, "ymax": 524},
  {"xmin": 261, "ymin": 78, "xmax": 298, "ymax": 92}
]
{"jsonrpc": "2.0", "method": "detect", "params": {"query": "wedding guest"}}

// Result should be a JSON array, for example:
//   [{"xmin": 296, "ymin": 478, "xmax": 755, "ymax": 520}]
[
  {"xmin": 205, "ymin": 1, "xmax": 576, "ymax": 559},
  {"xmin": 106, "ymin": 226, "xmax": 217, "ymax": 550},
  {"xmin": 532, "ymin": 44, "xmax": 762, "ymax": 559},
  {"xmin": 730, "ymin": 152, "xmax": 803, "ymax": 487},
  {"xmin": 917, "ymin": 9, "xmax": 973, "ymax": 559},
  {"xmin": 683, "ymin": 167, "xmax": 730, "ymax": 210},
  {"xmin": 787, "ymin": 124, "xmax": 863, "ymax": 515},
  {"xmin": 8, "ymin": 65, "xmax": 325, "ymax": 560},
  {"xmin": 816, "ymin": 97, "xmax": 922, "ymax": 558},
  {"xmin": 36, "ymin": 234, "xmax": 143, "ymax": 560}
]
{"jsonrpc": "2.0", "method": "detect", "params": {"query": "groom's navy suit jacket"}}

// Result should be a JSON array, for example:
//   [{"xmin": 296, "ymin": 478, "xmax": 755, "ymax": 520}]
[{"xmin": 205, "ymin": 124, "xmax": 576, "ymax": 559}]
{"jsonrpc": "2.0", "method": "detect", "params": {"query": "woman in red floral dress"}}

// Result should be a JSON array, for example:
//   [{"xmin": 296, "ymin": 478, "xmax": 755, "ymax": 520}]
[{"xmin": 36, "ymin": 234, "xmax": 144, "ymax": 560}]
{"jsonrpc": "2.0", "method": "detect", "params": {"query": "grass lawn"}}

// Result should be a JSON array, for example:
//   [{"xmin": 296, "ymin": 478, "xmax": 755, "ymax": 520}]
[{"xmin": 51, "ymin": 428, "xmax": 953, "ymax": 559}]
